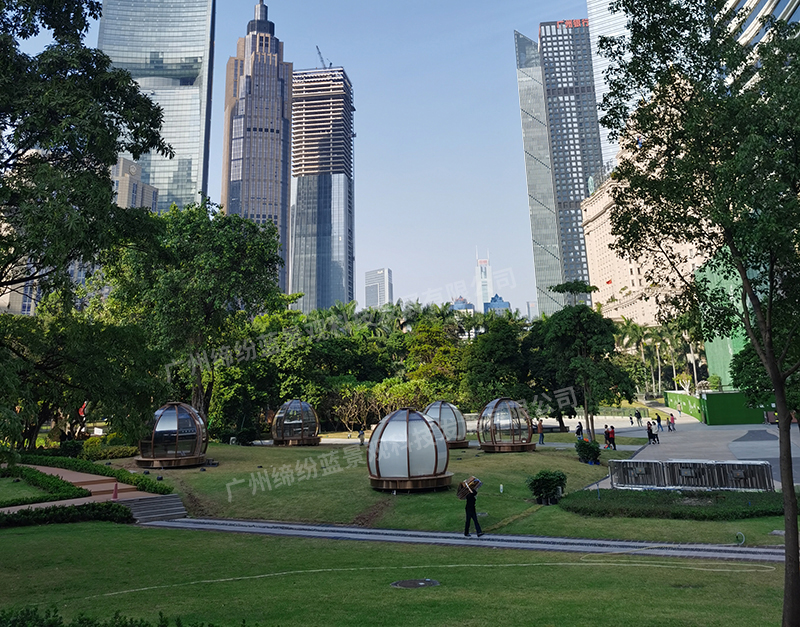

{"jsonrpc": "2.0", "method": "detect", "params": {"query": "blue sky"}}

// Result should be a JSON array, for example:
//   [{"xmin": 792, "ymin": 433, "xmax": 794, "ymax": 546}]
[{"xmin": 34, "ymin": 0, "xmax": 593, "ymax": 311}]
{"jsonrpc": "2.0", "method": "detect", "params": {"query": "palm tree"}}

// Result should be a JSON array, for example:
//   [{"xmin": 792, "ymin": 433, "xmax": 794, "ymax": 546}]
[{"xmin": 645, "ymin": 326, "xmax": 665, "ymax": 397}]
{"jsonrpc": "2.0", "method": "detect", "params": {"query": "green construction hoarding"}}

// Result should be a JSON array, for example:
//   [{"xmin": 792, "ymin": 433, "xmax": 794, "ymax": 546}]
[{"xmin": 665, "ymin": 390, "xmax": 768, "ymax": 425}]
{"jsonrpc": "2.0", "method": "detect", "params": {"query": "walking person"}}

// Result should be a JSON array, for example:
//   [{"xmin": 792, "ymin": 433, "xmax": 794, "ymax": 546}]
[
  {"xmin": 670, "ymin": 414, "xmax": 676, "ymax": 431},
  {"xmin": 635, "ymin": 409, "xmax": 643, "ymax": 427},
  {"xmin": 609, "ymin": 425, "xmax": 617, "ymax": 450},
  {"xmin": 358, "ymin": 428, "xmax": 365, "ymax": 446},
  {"xmin": 667, "ymin": 414, "xmax": 673, "ymax": 432},
  {"xmin": 538, "ymin": 419, "xmax": 545, "ymax": 445},
  {"xmin": 575, "ymin": 421, "xmax": 583, "ymax": 440},
  {"xmin": 464, "ymin": 486, "xmax": 483, "ymax": 537},
  {"xmin": 646, "ymin": 421, "xmax": 654, "ymax": 445},
  {"xmin": 603, "ymin": 425, "xmax": 610, "ymax": 449},
  {"xmin": 629, "ymin": 414, "xmax": 634, "ymax": 426},
  {"xmin": 656, "ymin": 415, "xmax": 664, "ymax": 432}
]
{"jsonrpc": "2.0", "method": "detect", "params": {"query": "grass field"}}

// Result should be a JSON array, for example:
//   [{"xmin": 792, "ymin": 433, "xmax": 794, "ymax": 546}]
[
  {"xmin": 0, "ymin": 477, "xmax": 46, "ymax": 502},
  {"xmin": 0, "ymin": 523, "xmax": 783, "ymax": 627},
  {"xmin": 103, "ymin": 443, "xmax": 789, "ymax": 546},
  {"xmin": 116, "ymin": 444, "xmax": 619, "ymax": 530}
]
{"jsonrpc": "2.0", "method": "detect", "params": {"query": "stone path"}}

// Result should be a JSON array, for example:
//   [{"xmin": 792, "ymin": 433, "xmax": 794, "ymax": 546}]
[
  {"xmin": 145, "ymin": 518, "xmax": 785, "ymax": 563},
  {"xmin": 0, "ymin": 465, "xmax": 156, "ymax": 515}
]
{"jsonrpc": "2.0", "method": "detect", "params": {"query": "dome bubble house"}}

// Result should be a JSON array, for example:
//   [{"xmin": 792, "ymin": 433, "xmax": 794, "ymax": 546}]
[
  {"xmin": 477, "ymin": 397, "xmax": 535, "ymax": 453},
  {"xmin": 423, "ymin": 400, "xmax": 469, "ymax": 448},
  {"xmin": 137, "ymin": 402, "xmax": 208, "ymax": 468},
  {"xmin": 272, "ymin": 399, "xmax": 321, "ymax": 446},
  {"xmin": 368, "ymin": 408, "xmax": 452, "ymax": 490}
]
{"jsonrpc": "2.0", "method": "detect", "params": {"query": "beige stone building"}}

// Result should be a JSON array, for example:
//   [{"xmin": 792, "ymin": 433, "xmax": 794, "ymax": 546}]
[{"xmin": 582, "ymin": 175, "xmax": 705, "ymax": 326}]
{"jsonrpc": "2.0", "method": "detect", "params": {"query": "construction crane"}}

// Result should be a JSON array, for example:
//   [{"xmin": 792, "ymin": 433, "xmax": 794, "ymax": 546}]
[{"xmin": 315, "ymin": 45, "xmax": 333, "ymax": 69}]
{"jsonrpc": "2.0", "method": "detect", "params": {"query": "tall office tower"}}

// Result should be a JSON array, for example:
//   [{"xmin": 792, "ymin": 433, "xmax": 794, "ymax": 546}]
[
  {"xmin": 475, "ymin": 256, "xmax": 494, "ymax": 311},
  {"xmin": 111, "ymin": 157, "xmax": 159, "ymax": 212},
  {"xmin": 221, "ymin": 1, "xmax": 292, "ymax": 290},
  {"xmin": 515, "ymin": 31, "xmax": 564, "ymax": 318},
  {"xmin": 516, "ymin": 22, "xmax": 603, "ymax": 312},
  {"xmin": 586, "ymin": 0, "xmax": 628, "ymax": 171},
  {"xmin": 364, "ymin": 268, "xmax": 393, "ymax": 309},
  {"xmin": 98, "ymin": 0, "xmax": 215, "ymax": 213},
  {"xmin": 289, "ymin": 68, "xmax": 355, "ymax": 313}
]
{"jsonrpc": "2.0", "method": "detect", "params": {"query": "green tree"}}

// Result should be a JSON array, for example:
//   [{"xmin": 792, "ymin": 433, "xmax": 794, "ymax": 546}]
[
  {"xmin": 0, "ymin": 300, "xmax": 166, "ymax": 449},
  {"xmin": 545, "ymin": 305, "xmax": 636, "ymax": 441},
  {"xmin": 0, "ymin": 1, "xmax": 171, "ymax": 299},
  {"xmin": 602, "ymin": 2, "xmax": 800, "ymax": 618},
  {"xmin": 460, "ymin": 313, "xmax": 530, "ymax": 411},
  {"xmin": 102, "ymin": 202, "xmax": 283, "ymax": 417}
]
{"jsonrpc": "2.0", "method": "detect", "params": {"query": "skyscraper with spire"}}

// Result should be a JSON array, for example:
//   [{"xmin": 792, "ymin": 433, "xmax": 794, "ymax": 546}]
[
  {"xmin": 221, "ymin": 1, "xmax": 292, "ymax": 290},
  {"xmin": 98, "ymin": 0, "xmax": 216, "ymax": 213}
]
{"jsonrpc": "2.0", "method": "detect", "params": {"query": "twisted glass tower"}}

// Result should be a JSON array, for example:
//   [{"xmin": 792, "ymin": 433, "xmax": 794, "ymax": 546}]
[
  {"xmin": 98, "ymin": 0, "xmax": 216, "ymax": 213},
  {"xmin": 515, "ymin": 31, "xmax": 564, "ymax": 318}
]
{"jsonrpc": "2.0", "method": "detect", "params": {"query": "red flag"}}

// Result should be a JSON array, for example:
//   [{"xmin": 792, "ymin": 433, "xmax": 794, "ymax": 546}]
[{"xmin": 606, "ymin": 279, "xmax": 613, "ymax": 285}]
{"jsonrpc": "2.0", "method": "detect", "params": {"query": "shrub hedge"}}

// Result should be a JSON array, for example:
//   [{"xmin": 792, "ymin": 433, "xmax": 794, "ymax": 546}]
[
  {"xmin": 559, "ymin": 488, "xmax": 784, "ymax": 521},
  {"xmin": 19, "ymin": 455, "xmax": 172, "ymax": 495},
  {"xmin": 0, "ymin": 466, "xmax": 91, "ymax": 508},
  {"xmin": 0, "ymin": 608, "xmax": 219, "ymax": 627},
  {"xmin": 0, "ymin": 502, "xmax": 134, "ymax": 529}
]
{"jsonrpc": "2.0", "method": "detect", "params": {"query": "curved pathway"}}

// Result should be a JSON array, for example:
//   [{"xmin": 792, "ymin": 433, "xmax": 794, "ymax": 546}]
[{"xmin": 144, "ymin": 518, "xmax": 785, "ymax": 563}]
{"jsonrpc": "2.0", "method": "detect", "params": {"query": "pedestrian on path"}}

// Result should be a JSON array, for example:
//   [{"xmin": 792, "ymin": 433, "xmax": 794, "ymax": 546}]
[
  {"xmin": 667, "ymin": 414, "xmax": 673, "ymax": 432},
  {"xmin": 647, "ymin": 422, "xmax": 654, "ymax": 444},
  {"xmin": 678, "ymin": 402, "xmax": 682, "ymax": 419},
  {"xmin": 609, "ymin": 425, "xmax": 617, "ymax": 450},
  {"xmin": 635, "ymin": 409, "xmax": 643, "ymax": 427},
  {"xmin": 656, "ymin": 415, "xmax": 664, "ymax": 432},
  {"xmin": 538, "ymin": 419, "xmax": 545, "ymax": 445},
  {"xmin": 670, "ymin": 414, "xmax": 676, "ymax": 431},
  {"xmin": 629, "ymin": 414, "xmax": 634, "ymax": 426},
  {"xmin": 575, "ymin": 421, "xmax": 583, "ymax": 440},
  {"xmin": 603, "ymin": 425, "xmax": 610, "ymax": 448},
  {"xmin": 464, "ymin": 488, "xmax": 483, "ymax": 537},
  {"xmin": 358, "ymin": 428, "xmax": 365, "ymax": 446}
]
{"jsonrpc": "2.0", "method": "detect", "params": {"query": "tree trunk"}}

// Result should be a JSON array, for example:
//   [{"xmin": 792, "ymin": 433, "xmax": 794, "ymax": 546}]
[
  {"xmin": 191, "ymin": 364, "xmax": 205, "ymax": 418},
  {"xmin": 583, "ymin": 380, "xmax": 594, "ymax": 441},
  {"xmin": 688, "ymin": 341, "xmax": 699, "ymax": 383},
  {"xmin": 656, "ymin": 344, "xmax": 662, "ymax": 397},
  {"xmin": 773, "ymin": 375, "xmax": 800, "ymax": 626}
]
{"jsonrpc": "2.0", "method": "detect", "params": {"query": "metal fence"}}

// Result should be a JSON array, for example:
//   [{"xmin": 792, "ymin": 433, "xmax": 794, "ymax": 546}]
[{"xmin": 608, "ymin": 459, "xmax": 774, "ymax": 491}]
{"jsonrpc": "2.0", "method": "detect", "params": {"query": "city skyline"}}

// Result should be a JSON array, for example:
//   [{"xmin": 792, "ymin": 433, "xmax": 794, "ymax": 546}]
[{"xmin": 26, "ymin": 0, "xmax": 591, "ymax": 312}]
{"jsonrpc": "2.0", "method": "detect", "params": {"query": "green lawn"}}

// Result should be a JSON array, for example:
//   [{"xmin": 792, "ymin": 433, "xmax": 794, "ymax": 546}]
[
  {"xmin": 107, "ymin": 444, "xmax": 789, "ymax": 546},
  {"xmin": 136, "ymin": 443, "xmax": 618, "ymax": 530},
  {"xmin": 0, "ymin": 523, "xmax": 782, "ymax": 627},
  {"xmin": 0, "ymin": 477, "xmax": 47, "ymax": 503}
]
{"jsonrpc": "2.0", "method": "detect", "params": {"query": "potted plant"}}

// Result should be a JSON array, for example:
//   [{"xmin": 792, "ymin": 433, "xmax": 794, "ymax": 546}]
[
  {"xmin": 575, "ymin": 439, "xmax": 601, "ymax": 464},
  {"xmin": 526, "ymin": 469, "xmax": 567, "ymax": 505}
]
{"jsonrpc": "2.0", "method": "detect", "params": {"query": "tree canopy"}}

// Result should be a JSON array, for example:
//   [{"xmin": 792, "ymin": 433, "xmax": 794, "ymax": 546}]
[{"xmin": 601, "ymin": 1, "xmax": 800, "ymax": 620}]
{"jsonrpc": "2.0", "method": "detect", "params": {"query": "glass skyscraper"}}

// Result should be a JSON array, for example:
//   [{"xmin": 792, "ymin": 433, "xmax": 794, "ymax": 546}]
[
  {"xmin": 98, "ymin": 0, "xmax": 216, "ymax": 213},
  {"xmin": 586, "ymin": 0, "xmax": 628, "ymax": 171},
  {"xmin": 515, "ymin": 31, "xmax": 565, "ymax": 318},
  {"xmin": 516, "ymin": 22, "xmax": 602, "ymax": 314},
  {"xmin": 364, "ymin": 268, "xmax": 392, "ymax": 309},
  {"xmin": 221, "ymin": 1, "xmax": 292, "ymax": 290},
  {"xmin": 289, "ymin": 68, "xmax": 355, "ymax": 314}
]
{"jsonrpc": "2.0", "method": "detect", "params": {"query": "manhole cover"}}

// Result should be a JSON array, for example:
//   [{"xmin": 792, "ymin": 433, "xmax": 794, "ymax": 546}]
[{"xmin": 390, "ymin": 579, "xmax": 440, "ymax": 589}]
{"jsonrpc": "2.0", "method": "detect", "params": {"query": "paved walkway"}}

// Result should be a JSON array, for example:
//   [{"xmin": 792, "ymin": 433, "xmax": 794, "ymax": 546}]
[
  {"xmin": 0, "ymin": 465, "xmax": 157, "ymax": 515},
  {"xmin": 145, "ymin": 518, "xmax": 785, "ymax": 562},
  {"xmin": 586, "ymin": 405, "xmax": 800, "ymax": 489}
]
